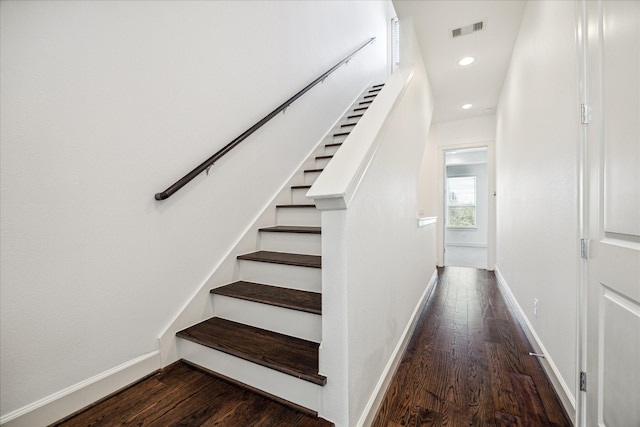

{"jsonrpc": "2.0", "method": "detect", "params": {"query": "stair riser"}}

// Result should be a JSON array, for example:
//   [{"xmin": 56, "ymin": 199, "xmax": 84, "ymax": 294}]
[
  {"xmin": 276, "ymin": 207, "xmax": 320, "ymax": 226},
  {"xmin": 259, "ymin": 232, "xmax": 321, "ymax": 256},
  {"xmin": 304, "ymin": 171, "xmax": 322, "ymax": 185},
  {"xmin": 315, "ymin": 157, "xmax": 332, "ymax": 169},
  {"xmin": 178, "ymin": 339, "xmax": 321, "ymax": 411},
  {"xmin": 238, "ymin": 260, "xmax": 321, "ymax": 293},
  {"xmin": 324, "ymin": 145, "xmax": 341, "ymax": 156},
  {"xmin": 332, "ymin": 134, "xmax": 348, "ymax": 144},
  {"xmin": 291, "ymin": 188, "xmax": 312, "ymax": 205},
  {"xmin": 212, "ymin": 295, "xmax": 321, "ymax": 342}
]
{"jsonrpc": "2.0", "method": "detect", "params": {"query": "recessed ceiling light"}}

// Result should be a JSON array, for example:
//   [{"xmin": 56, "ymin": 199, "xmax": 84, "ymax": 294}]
[
  {"xmin": 461, "ymin": 103, "xmax": 473, "ymax": 109},
  {"xmin": 457, "ymin": 56, "xmax": 476, "ymax": 66}
]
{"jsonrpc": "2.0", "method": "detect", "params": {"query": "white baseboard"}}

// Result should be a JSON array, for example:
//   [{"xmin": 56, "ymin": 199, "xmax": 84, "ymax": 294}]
[
  {"xmin": 356, "ymin": 269, "xmax": 439, "ymax": 427},
  {"xmin": 493, "ymin": 268, "xmax": 576, "ymax": 424},
  {"xmin": 445, "ymin": 242, "xmax": 487, "ymax": 248},
  {"xmin": 0, "ymin": 350, "xmax": 160, "ymax": 427}
]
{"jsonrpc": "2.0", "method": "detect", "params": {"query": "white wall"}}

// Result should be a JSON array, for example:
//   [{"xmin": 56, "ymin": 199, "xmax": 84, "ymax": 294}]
[
  {"xmin": 432, "ymin": 115, "xmax": 497, "ymax": 147},
  {"xmin": 418, "ymin": 115, "xmax": 495, "ymax": 217},
  {"xmin": 0, "ymin": 0, "xmax": 392, "ymax": 422},
  {"xmin": 345, "ymin": 61, "xmax": 435, "ymax": 423},
  {"xmin": 495, "ymin": 0, "xmax": 579, "ymax": 408},
  {"xmin": 311, "ymin": 19, "xmax": 436, "ymax": 425},
  {"xmin": 418, "ymin": 115, "xmax": 496, "ymax": 267}
]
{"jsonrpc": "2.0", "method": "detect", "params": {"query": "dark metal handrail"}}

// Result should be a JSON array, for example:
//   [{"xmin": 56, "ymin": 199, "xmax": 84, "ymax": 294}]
[{"xmin": 155, "ymin": 37, "xmax": 376, "ymax": 200}]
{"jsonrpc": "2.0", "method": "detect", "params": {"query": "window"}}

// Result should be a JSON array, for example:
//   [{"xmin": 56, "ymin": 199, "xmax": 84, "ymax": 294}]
[
  {"xmin": 391, "ymin": 17, "xmax": 400, "ymax": 72},
  {"xmin": 446, "ymin": 176, "xmax": 476, "ymax": 228}
]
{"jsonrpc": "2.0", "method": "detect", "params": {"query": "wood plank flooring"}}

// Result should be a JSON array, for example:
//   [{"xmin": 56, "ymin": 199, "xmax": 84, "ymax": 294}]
[
  {"xmin": 211, "ymin": 281, "xmax": 322, "ymax": 314},
  {"xmin": 372, "ymin": 267, "xmax": 572, "ymax": 427},
  {"xmin": 52, "ymin": 266, "xmax": 571, "ymax": 426},
  {"xmin": 237, "ymin": 250, "xmax": 321, "ymax": 268},
  {"xmin": 176, "ymin": 317, "xmax": 326, "ymax": 385},
  {"xmin": 51, "ymin": 362, "xmax": 332, "ymax": 427}
]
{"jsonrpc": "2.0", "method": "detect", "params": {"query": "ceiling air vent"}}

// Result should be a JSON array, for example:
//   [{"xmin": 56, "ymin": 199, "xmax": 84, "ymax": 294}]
[{"xmin": 451, "ymin": 20, "xmax": 485, "ymax": 38}]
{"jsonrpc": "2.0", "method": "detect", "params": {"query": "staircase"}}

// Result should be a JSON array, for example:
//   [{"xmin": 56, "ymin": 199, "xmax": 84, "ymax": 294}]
[{"xmin": 175, "ymin": 84, "xmax": 384, "ymax": 418}]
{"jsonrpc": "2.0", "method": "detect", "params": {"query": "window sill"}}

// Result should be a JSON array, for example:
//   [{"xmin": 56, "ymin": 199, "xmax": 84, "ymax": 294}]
[{"xmin": 418, "ymin": 216, "xmax": 437, "ymax": 227}]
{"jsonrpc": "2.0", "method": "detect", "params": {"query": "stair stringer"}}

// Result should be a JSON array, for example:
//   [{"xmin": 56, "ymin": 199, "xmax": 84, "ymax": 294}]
[{"xmin": 157, "ymin": 81, "xmax": 372, "ymax": 369}]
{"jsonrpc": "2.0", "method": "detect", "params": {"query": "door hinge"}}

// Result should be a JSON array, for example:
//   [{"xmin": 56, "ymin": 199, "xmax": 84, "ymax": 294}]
[
  {"xmin": 581, "ymin": 104, "xmax": 591, "ymax": 124},
  {"xmin": 581, "ymin": 239, "xmax": 590, "ymax": 259},
  {"xmin": 580, "ymin": 371, "xmax": 587, "ymax": 392}
]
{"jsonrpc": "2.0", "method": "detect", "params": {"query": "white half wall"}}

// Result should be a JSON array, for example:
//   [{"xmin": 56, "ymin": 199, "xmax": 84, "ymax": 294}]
[
  {"xmin": 0, "ymin": 1, "xmax": 393, "ymax": 423},
  {"xmin": 495, "ymin": 0, "xmax": 580, "ymax": 411},
  {"xmin": 313, "ymin": 20, "xmax": 436, "ymax": 426}
]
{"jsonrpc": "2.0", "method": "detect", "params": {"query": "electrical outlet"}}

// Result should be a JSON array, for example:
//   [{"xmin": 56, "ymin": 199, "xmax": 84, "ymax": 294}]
[{"xmin": 534, "ymin": 298, "xmax": 539, "ymax": 317}]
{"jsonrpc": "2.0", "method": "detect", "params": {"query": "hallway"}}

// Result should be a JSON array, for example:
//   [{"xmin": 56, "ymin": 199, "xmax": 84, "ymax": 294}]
[{"xmin": 372, "ymin": 267, "xmax": 572, "ymax": 426}]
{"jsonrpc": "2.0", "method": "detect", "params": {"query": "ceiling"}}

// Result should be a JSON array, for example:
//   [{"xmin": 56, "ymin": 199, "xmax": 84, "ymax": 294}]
[{"xmin": 392, "ymin": 0, "xmax": 526, "ymax": 123}]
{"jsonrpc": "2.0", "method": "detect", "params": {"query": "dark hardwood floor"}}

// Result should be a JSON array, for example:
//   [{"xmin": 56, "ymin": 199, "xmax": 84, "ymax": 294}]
[
  {"xmin": 176, "ymin": 317, "xmax": 326, "ymax": 385},
  {"xmin": 51, "ymin": 361, "xmax": 332, "ymax": 427},
  {"xmin": 372, "ymin": 267, "xmax": 572, "ymax": 427},
  {"xmin": 52, "ymin": 266, "xmax": 571, "ymax": 426}
]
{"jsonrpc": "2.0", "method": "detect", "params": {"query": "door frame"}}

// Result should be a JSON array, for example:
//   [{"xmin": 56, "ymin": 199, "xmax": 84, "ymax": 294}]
[
  {"xmin": 576, "ymin": 1, "xmax": 588, "ymax": 426},
  {"xmin": 578, "ymin": 0, "xmax": 640, "ymax": 425},
  {"xmin": 437, "ymin": 140, "xmax": 496, "ymax": 270}
]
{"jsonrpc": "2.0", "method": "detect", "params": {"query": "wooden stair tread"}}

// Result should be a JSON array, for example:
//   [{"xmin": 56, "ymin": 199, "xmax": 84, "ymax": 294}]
[
  {"xmin": 238, "ymin": 250, "xmax": 321, "ymax": 268},
  {"xmin": 259, "ymin": 225, "xmax": 321, "ymax": 234},
  {"xmin": 291, "ymin": 185, "xmax": 312, "ymax": 190},
  {"xmin": 347, "ymin": 114, "xmax": 364, "ymax": 119},
  {"xmin": 304, "ymin": 168, "xmax": 324, "ymax": 173},
  {"xmin": 372, "ymin": 83, "xmax": 384, "ymax": 88},
  {"xmin": 276, "ymin": 204, "xmax": 316, "ymax": 208},
  {"xmin": 364, "ymin": 94, "xmax": 377, "ymax": 99},
  {"xmin": 315, "ymin": 155, "xmax": 333, "ymax": 160},
  {"xmin": 359, "ymin": 100, "xmax": 373, "ymax": 105},
  {"xmin": 353, "ymin": 106, "xmax": 368, "ymax": 112},
  {"xmin": 211, "ymin": 281, "xmax": 321, "ymax": 314},
  {"xmin": 333, "ymin": 131, "xmax": 350, "ymax": 137},
  {"xmin": 176, "ymin": 317, "xmax": 326, "ymax": 385},
  {"xmin": 325, "ymin": 142, "xmax": 342, "ymax": 148},
  {"xmin": 341, "ymin": 123, "xmax": 356, "ymax": 128}
]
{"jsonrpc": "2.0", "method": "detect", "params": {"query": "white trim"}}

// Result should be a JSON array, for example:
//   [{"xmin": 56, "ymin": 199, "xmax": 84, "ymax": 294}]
[
  {"xmin": 494, "ymin": 268, "xmax": 577, "ymax": 423},
  {"xmin": 437, "ymin": 140, "xmax": 496, "ymax": 270},
  {"xmin": 356, "ymin": 269, "xmax": 438, "ymax": 427},
  {"xmin": 0, "ymin": 350, "xmax": 160, "ymax": 427},
  {"xmin": 178, "ymin": 340, "xmax": 321, "ymax": 411},
  {"xmin": 307, "ymin": 65, "xmax": 415, "ymax": 210},
  {"xmin": 445, "ymin": 242, "xmax": 487, "ymax": 248},
  {"xmin": 156, "ymin": 81, "xmax": 371, "ymax": 367},
  {"xmin": 418, "ymin": 216, "xmax": 437, "ymax": 227}
]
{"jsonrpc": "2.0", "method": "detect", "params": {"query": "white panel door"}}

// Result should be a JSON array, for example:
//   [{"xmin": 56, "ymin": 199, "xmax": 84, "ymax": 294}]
[{"xmin": 585, "ymin": 1, "xmax": 640, "ymax": 426}]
